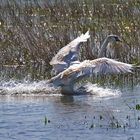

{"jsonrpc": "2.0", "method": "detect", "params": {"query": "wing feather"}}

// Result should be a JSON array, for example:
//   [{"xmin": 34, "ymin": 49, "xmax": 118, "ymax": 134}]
[
  {"xmin": 49, "ymin": 31, "xmax": 90, "ymax": 75},
  {"xmin": 50, "ymin": 31, "xmax": 90, "ymax": 65},
  {"xmin": 59, "ymin": 58, "xmax": 133, "ymax": 79}
]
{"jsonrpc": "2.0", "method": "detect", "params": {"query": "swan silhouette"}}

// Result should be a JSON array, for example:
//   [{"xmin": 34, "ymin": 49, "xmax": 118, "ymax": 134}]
[{"xmin": 49, "ymin": 31, "xmax": 133, "ymax": 95}]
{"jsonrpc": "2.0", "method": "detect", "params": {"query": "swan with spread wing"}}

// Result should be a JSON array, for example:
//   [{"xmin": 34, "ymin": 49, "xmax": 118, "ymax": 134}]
[
  {"xmin": 49, "ymin": 57, "xmax": 133, "ymax": 95},
  {"xmin": 49, "ymin": 32, "xmax": 133, "ymax": 95}
]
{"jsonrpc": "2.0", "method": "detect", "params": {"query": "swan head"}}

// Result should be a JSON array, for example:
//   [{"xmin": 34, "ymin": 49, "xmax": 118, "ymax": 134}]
[{"xmin": 107, "ymin": 35, "xmax": 121, "ymax": 42}]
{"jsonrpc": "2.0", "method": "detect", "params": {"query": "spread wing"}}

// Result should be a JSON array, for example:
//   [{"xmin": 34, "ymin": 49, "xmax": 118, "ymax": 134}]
[
  {"xmin": 59, "ymin": 57, "xmax": 133, "ymax": 79},
  {"xmin": 48, "ymin": 57, "xmax": 133, "ymax": 87},
  {"xmin": 49, "ymin": 31, "xmax": 90, "ymax": 75},
  {"xmin": 50, "ymin": 31, "xmax": 90, "ymax": 65}
]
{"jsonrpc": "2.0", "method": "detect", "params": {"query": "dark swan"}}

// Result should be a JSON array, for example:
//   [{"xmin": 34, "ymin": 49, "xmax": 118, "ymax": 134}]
[{"xmin": 48, "ymin": 32, "xmax": 133, "ymax": 95}]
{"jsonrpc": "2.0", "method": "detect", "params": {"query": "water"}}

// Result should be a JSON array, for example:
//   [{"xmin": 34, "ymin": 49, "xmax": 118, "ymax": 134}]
[{"xmin": 0, "ymin": 78, "xmax": 140, "ymax": 140}]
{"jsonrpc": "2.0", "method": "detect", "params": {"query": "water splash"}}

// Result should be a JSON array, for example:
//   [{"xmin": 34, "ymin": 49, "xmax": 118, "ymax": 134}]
[
  {"xmin": 0, "ymin": 79, "xmax": 121, "ymax": 98},
  {"xmin": 0, "ymin": 79, "xmax": 60, "ymax": 96},
  {"xmin": 77, "ymin": 82, "xmax": 121, "ymax": 99}
]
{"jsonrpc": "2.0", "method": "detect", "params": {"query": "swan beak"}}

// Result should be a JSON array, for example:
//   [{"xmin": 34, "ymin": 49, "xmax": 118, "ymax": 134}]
[{"xmin": 115, "ymin": 36, "xmax": 122, "ymax": 42}]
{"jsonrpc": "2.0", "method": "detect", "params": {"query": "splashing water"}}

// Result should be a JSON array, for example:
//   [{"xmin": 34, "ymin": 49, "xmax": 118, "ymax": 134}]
[
  {"xmin": 0, "ymin": 79, "xmax": 60, "ymax": 96},
  {"xmin": 77, "ymin": 82, "xmax": 121, "ymax": 99},
  {"xmin": 0, "ymin": 79, "xmax": 121, "ymax": 98}
]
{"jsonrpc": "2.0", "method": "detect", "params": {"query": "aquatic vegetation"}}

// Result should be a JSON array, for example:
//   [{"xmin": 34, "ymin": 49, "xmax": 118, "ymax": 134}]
[
  {"xmin": 136, "ymin": 104, "xmax": 140, "ymax": 110},
  {"xmin": 0, "ymin": 0, "xmax": 139, "ymax": 67},
  {"xmin": 44, "ymin": 116, "xmax": 51, "ymax": 125}
]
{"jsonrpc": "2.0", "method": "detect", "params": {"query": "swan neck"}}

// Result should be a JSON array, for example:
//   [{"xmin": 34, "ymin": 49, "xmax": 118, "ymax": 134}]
[{"xmin": 98, "ymin": 37, "xmax": 109, "ymax": 58}]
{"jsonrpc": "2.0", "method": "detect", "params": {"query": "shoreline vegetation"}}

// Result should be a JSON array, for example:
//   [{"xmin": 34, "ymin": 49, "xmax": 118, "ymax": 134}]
[{"xmin": 0, "ymin": 0, "xmax": 140, "ymax": 85}]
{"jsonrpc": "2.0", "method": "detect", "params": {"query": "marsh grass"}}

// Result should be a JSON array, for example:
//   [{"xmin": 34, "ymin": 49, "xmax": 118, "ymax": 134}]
[{"xmin": 0, "ymin": 0, "xmax": 140, "ymax": 66}]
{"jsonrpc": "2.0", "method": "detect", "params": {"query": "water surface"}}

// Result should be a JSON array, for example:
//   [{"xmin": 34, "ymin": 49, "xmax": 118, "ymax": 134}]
[{"xmin": 0, "ymin": 80, "xmax": 140, "ymax": 140}]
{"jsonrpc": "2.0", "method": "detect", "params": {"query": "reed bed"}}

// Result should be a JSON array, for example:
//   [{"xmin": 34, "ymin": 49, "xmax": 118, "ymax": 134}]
[{"xmin": 0, "ymin": 0, "xmax": 140, "ymax": 79}]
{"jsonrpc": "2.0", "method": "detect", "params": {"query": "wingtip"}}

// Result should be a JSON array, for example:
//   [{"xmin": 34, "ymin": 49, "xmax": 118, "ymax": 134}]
[
  {"xmin": 85, "ymin": 29, "xmax": 90, "ymax": 34},
  {"xmin": 76, "ymin": 30, "xmax": 90, "ymax": 42},
  {"xmin": 84, "ymin": 30, "xmax": 90, "ymax": 38},
  {"xmin": 82, "ymin": 30, "xmax": 90, "ymax": 40},
  {"xmin": 132, "ymin": 65, "xmax": 140, "ymax": 71}
]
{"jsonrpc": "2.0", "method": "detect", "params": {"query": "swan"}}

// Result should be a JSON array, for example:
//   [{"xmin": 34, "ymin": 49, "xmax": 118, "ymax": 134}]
[
  {"xmin": 48, "ymin": 32, "xmax": 133, "ymax": 95},
  {"xmin": 48, "ymin": 57, "xmax": 133, "ymax": 95}
]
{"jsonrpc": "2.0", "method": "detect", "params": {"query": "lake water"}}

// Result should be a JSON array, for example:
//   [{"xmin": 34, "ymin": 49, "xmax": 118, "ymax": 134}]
[{"xmin": 0, "ymin": 77, "xmax": 140, "ymax": 140}]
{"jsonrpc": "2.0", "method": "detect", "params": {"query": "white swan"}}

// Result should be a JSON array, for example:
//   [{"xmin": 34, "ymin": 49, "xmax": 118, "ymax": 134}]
[
  {"xmin": 49, "ymin": 32, "xmax": 133, "ymax": 95},
  {"xmin": 49, "ymin": 57, "xmax": 133, "ymax": 95}
]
